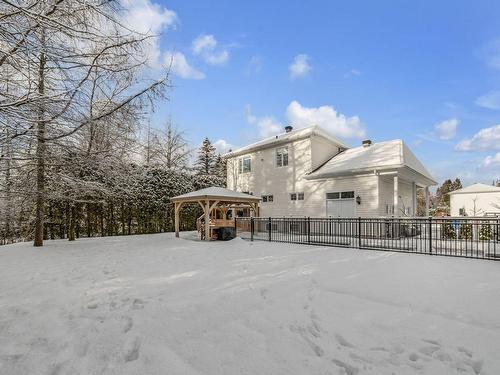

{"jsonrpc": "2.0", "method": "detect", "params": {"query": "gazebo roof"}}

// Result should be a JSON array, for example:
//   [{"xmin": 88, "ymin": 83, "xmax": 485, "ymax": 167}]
[{"xmin": 171, "ymin": 187, "xmax": 261, "ymax": 203}]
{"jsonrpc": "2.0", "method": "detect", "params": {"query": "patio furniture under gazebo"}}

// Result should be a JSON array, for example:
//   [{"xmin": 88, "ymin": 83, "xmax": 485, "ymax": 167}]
[{"xmin": 171, "ymin": 187, "xmax": 261, "ymax": 241}]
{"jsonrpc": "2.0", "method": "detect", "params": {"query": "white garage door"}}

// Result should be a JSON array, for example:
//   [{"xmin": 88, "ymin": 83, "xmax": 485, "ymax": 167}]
[{"xmin": 326, "ymin": 199, "xmax": 355, "ymax": 218}]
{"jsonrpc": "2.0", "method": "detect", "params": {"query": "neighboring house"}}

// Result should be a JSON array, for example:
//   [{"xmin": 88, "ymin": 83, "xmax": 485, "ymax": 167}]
[
  {"xmin": 225, "ymin": 125, "xmax": 436, "ymax": 218},
  {"xmin": 449, "ymin": 183, "xmax": 500, "ymax": 217}
]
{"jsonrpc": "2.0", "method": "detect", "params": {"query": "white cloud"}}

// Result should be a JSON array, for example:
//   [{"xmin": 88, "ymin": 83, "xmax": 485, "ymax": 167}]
[
  {"xmin": 164, "ymin": 51, "xmax": 205, "ymax": 80},
  {"xmin": 245, "ymin": 105, "xmax": 282, "ymax": 138},
  {"xmin": 481, "ymin": 153, "xmax": 500, "ymax": 169},
  {"xmin": 434, "ymin": 118, "xmax": 459, "ymax": 140},
  {"xmin": 213, "ymin": 139, "xmax": 235, "ymax": 154},
  {"xmin": 191, "ymin": 34, "xmax": 229, "ymax": 66},
  {"xmin": 483, "ymin": 39, "xmax": 500, "ymax": 70},
  {"xmin": 344, "ymin": 69, "xmax": 361, "ymax": 78},
  {"xmin": 286, "ymin": 101, "xmax": 366, "ymax": 139},
  {"xmin": 245, "ymin": 101, "xmax": 366, "ymax": 139},
  {"xmin": 247, "ymin": 56, "xmax": 263, "ymax": 74},
  {"xmin": 120, "ymin": 0, "xmax": 178, "ymax": 68},
  {"xmin": 475, "ymin": 91, "xmax": 500, "ymax": 110},
  {"xmin": 289, "ymin": 54, "xmax": 311, "ymax": 80},
  {"xmin": 455, "ymin": 124, "xmax": 500, "ymax": 152}
]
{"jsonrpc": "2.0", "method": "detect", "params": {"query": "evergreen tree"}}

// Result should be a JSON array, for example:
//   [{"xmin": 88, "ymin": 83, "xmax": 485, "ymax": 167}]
[
  {"xmin": 214, "ymin": 154, "xmax": 227, "ymax": 182},
  {"xmin": 195, "ymin": 138, "xmax": 217, "ymax": 175},
  {"xmin": 479, "ymin": 224, "xmax": 493, "ymax": 241},
  {"xmin": 441, "ymin": 222, "xmax": 456, "ymax": 239},
  {"xmin": 435, "ymin": 178, "xmax": 462, "ymax": 213},
  {"xmin": 458, "ymin": 223, "xmax": 473, "ymax": 240},
  {"xmin": 193, "ymin": 139, "xmax": 226, "ymax": 189}
]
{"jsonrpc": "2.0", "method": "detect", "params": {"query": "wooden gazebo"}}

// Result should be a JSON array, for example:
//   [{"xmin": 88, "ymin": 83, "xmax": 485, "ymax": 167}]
[{"xmin": 171, "ymin": 187, "xmax": 261, "ymax": 241}]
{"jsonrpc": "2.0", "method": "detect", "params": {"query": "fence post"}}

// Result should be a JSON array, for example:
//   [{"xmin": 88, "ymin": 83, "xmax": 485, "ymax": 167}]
[
  {"xmin": 250, "ymin": 217, "xmax": 254, "ymax": 241},
  {"xmin": 234, "ymin": 217, "xmax": 237, "ymax": 236},
  {"xmin": 428, "ymin": 217, "xmax": 432, "ymax": 255},
  {"xmin": 307, "ymin": 217, "xmax": 311, "ymax": 244},
  {"xmin": 268, "ymin": 217, "xmax": 272, "ymax": 241},
  {"xmin": 358, "ymin": 217, "xmax": 362, "ymax": 248}
]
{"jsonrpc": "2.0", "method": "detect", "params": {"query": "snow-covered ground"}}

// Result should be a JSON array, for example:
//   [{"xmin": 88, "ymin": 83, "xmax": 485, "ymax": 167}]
[{"xmin": 1, "ymin": 233, "xmax": 500, "ymax": 375}]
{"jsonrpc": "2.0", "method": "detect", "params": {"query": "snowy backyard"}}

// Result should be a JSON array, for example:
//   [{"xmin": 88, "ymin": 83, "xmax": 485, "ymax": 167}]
[{"xmin": 1, "ymin": 234, "xmax": 500, "ymax": 375}]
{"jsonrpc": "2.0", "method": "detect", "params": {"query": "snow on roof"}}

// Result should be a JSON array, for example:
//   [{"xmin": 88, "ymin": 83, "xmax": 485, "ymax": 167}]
[
  {"xmin": 171, "ymin": 187, "xmax": 261, "ymax": 202},
  {"xmin": 224, "ymin": 125, "xmax": 350, "ymax": 158},
  {"xmin": 449, "ymin": 183, "xmax": 500, "ymax": 195},
  {"xmin": 306, "ymin": 139, "xmax": 437, "ymax": 184}
]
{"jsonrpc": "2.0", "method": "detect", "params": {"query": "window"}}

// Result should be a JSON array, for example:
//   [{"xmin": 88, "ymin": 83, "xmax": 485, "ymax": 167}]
[
  {"xmin": 262, "ymin": 194, "xmax": 273, "ymax": 203},
  {"xmin": 290, "ymin": 192, "xmax": 304, "ymax": 201},
  {"xmin": 326, "ymin": 192, "xmax": 340, "ymax": 200},
  {"xmin": 341, "ymin": 191, "xmax": 354, "ymax": 199},
  {"xmin": 326, "ymin": 191, "xmax": 354, "ymax": 200},
  {"xmin": 276, "ymin": 147, "xmax": 289, "ymax": 167},
  {"xmin": 238, "ymin": 156, "xmax": 251, "ymax": 173}
]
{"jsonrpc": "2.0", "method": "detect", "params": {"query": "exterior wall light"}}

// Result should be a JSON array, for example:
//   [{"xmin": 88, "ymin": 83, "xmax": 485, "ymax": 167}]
[{"xmin": 356, "ymin": 195, "xmax": 362, "ymax": 205}]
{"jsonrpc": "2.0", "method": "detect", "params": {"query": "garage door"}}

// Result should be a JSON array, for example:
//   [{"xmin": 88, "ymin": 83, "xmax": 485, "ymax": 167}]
[{"xmin": 326, "ymin": 199, "xmax": 355, "ymax": 218}]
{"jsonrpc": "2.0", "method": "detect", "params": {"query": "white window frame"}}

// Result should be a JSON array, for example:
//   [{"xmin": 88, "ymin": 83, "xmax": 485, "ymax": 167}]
[
  {"xmin": 276, "ymin": 147, "xmax": 289, "ymax": 167},
  {"xmin": 326, "ymin": 191, "xmax": 355, "ymax": 200},
  {"xmin": 238, "ymin": 156, "xmax": 252, "ymax": 174},
  {"xmin": 290, "ymin": 192, "xmax": 304, "ymax": 201},
  {"xmin": 262, "ymin": 194, "xmax": 274, "ymax": 203}
]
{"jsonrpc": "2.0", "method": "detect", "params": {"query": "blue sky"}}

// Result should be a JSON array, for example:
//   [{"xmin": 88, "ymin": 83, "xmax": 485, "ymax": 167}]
[{"xmin": 127, "ymin": 0, "xmax": 500, "ymax": 185}]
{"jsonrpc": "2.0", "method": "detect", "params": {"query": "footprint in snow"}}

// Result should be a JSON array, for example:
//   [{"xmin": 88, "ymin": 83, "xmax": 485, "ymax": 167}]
[
  {"xmin": 419, "ymin": 345, "xmax": 439, "ymax": 356},
  {"xmin": 335, "ymin": 333, "xmax": 356, "ymax": 349},
  {"xmin": 260, "ymin": 288, "xmax": 268, "ymax": 299},
  {"xmin": 131, "ymin": 298, "xmax": 146, "ymax": 310},
  {"xmin": 331, "ymin": 358, "xmax": 359, "ymax": 375},
  {"xmin": 423, "ymin": 339, "xmax": 440, "ymax": 346},
  {"xmin": 121, "ymin": 316, "xmax": 134, "ymax": 333},
  {"xmin": 123, "ymin": 336, "xmax": 141, "ymax": 362}
]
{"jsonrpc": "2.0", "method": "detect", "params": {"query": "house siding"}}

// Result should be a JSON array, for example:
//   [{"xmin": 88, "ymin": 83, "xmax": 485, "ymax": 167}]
[
  {"xmin": 227, "ymin": 136, "xmax": 418, "ymax": 218},
  {"xmin": 450, "ymin": 192, "xmax": 500, "ymax": 216}
]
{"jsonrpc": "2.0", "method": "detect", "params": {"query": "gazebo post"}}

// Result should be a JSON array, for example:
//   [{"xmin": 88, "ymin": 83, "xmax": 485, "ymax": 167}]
[
  {"xmin": 174, "ymin": 202, "xmax": 183, "ymax": 238},
  {"xmin": 204, "ymin": 199, "xmax": 210, "ymax": 241}
]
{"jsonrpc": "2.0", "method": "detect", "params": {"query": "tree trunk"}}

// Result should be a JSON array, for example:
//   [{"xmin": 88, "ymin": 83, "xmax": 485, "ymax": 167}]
[
  {"xmin": 121, "ymin": 201, "xmax": 125, "ymax": 235},
  {"xmin": 48, "ymin": 204, "xmax": 55, "ymax": 240},
  {"xmin": 100, "ymin": 204, "xmax": 104, "ymax": 236},
  {"xmin": 127, "ymin": 204, "xmax": 132, "ymax": 235},
  {"xmin": 3, "ymin": 132, "xmax": 12, "ymax": 243},
  {"xmin": 34, "ymin": 30, "xmax": 47, "ymax": 247},
  {"xmin": 86, "ymin": 203, "xmax": 92, "ymax": 237},
  {"xmin": 75, "ymin": 203, "xmax": 80, "ymax": 238},
  {"xmin": 68, "ymin": 204, "xmax": 76, "ymax": 241}
]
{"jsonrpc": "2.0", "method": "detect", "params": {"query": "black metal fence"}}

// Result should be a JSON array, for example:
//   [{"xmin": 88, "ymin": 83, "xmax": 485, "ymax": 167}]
[{"xmin": 235, "ymin": 217, "xmax": 500, "ymax": 260}]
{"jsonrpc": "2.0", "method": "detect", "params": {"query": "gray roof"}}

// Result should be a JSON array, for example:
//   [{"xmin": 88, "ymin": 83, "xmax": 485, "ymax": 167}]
[
  {"xmin": 224, "ymin": 125, "xmax": 350, "ymax": 158},
  {"xmin": 171, "ymin": 187, "xmax": 261, "ymax": 202},
  {"xmin": 306, "ymin": 139, "xmax": 437, "ymax": 185},
  {"xmin": 449, "ymin": 183, "xmax": 500, "ymax": 195}
]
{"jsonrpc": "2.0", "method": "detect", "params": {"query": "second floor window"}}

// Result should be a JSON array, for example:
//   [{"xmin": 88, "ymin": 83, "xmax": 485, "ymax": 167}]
[
  {"xmin": 262, "ymin": 194, "xmax": 274, "ymax": 203},
  {"xmin": 276, "ymin": 147, "xmax": 288, "ymax": 167},
  {"xmin": 238, "ymin": 156, "xmax": 251, "ymax": 173},
  {"xmin": 290, "ymin": 192, "xmax": 304, "ymax": 201}
]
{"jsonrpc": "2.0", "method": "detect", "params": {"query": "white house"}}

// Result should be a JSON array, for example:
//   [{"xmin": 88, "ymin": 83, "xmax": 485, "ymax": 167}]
[
  {"xmin": 449, "ymin": 183, "xmax": 500, "ymax": 217},
  {"xmin": 225, "ymin": 125, "xmax": 436, "ymax": 218}
]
